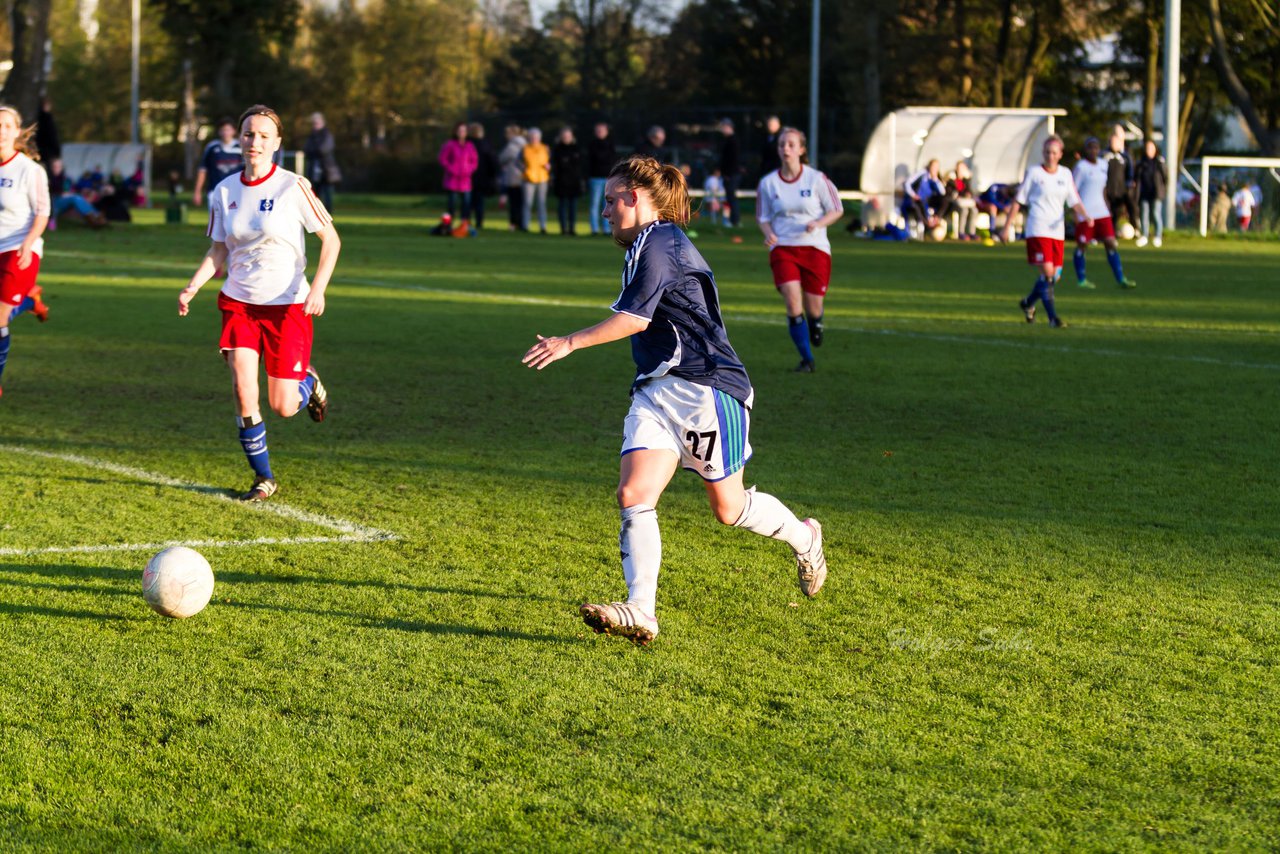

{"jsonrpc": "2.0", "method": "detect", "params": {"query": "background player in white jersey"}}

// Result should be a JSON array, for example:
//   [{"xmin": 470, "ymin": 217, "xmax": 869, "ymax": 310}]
[
  {"xmin": 756, "ymin": 128, "xmax": 843, "ymax": 372},
  {"xmin": 1003, "ymin": 135, "xmax": 1091, "ymax": 329},
  {"xmin": 177, "ymin": 105, "xmax": 340, "ymax": 501},
  {"xmin": 0, "ymin": 105, "xmax": 52, "ymax": 399},
  {"xmin": 1071, "ymin": 137, "xmax": 1136, "ymax": 290},
  {"xmin": 523, "ymin": 156, "xmax": 827, "ymax": 645}
]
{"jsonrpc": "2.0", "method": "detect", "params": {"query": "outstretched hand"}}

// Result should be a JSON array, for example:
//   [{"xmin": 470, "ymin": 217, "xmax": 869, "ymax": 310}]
[{"xmin": 522, "ymin": 334, "xmax": 573, "ymax": 370}]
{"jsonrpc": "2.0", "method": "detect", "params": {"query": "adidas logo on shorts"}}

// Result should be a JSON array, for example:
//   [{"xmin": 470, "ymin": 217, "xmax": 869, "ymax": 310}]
[{"xmin": 703, "ymin": 463, "xmax": 715, "ymax": 473}]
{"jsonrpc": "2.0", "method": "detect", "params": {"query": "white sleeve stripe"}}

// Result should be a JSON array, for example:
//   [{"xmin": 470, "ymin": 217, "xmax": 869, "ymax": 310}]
[{"xmin": 610, "ymin": 307, "xmax": 652, "ymax": 321}]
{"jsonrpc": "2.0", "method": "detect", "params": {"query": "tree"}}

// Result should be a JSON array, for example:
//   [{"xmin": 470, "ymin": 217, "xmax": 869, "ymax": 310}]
[{"xmin": 1, "ymin": 0, "xmax": 53, "ymax": 118}]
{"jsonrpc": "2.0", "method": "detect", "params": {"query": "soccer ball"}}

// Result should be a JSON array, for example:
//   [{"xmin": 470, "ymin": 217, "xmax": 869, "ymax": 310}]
[
  {"xmin": 1119, "ymin": 222, "xmax": 1136, "ymax": 240},
  {"xmin": 143, "ymin": 546, "xmax": 215, "ymax": 618}
]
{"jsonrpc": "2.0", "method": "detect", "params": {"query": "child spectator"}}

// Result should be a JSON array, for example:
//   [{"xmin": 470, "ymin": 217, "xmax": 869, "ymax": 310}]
[{"xmin": 703, "ymin": 168, "xmax": 725, "ymax": 225}]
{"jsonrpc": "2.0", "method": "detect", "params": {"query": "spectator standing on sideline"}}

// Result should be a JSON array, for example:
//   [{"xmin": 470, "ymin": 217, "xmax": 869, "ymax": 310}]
[
  {"xmin": 193, "ymin": 118, "xmax": 243, "ymax": 207},
  {"xmin": 500, "ymin": 125, "xmax": 527, "ymax": 231},
  {"xmin": 586, "ymin": 122, "xmax": 616, "ymax": 236},
  {"xmin": 439, "ymin": 121, "xmax": 478, "ymax": 230},
  {"xmin": 1133, "ymin": 139, "xmax": 1166, "ymax": 247},
  {"xmin": 35, "ymin": 96, "xmax": 60, "ymax": 199},
  {"xmin": 522, "ymin": 127, "xmax": 550, "ymax": 234},
  {"xmin": 551, "ymin": 127, "xmax": 583, "ymax": 236},
  {"xmin": 703, "ymin": 169, "xmax": 726, "ymax": 225},
  {"xmin": 635, "ymin": 125, "xmax": 667, "ymax": 162},
  {"xmin": 1208, "ymin": 183, "xmax": 1232, "ymax": 234},
  {"xmin": 718, "ymin": 118, "xmax": 742, "ymax": 228},
  {"xmin": 468, "ymin": 122, "xmax": 499, "ymax": 232},
  {"xmin": 303, "ymin": 112, "xmax": 341, "ymax": 213},
  {"xmin": 1104, "ymin": 126, "xmax": 1137, "ymax": 231},
  {"xmin": 758, "ymin": 115, "xmax": 782, "ymax": 180},
  {"xmin": 1231, "ymin": 184, "xmax": 1256, "ymax": 231}
]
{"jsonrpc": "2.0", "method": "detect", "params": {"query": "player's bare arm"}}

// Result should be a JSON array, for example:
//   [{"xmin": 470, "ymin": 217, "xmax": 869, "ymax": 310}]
[
  {"xmin": 304, "ymin": 224, "xmax": 341, "ymax": 317},
  {"xmin": 178, "ymin": 242, "xmax": 229, "ymax": 316},
  {"xmin": 522, "ymin": 312, "xmax": 649, "ymax": 370}
]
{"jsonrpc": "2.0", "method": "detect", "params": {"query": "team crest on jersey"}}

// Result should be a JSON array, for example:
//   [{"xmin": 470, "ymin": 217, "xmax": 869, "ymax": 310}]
[
  {"xmin": 800, "ymin": 189, "xmax": 812, "ymax": 197},
  {"xmin": 259, "ymin": 199, "xmax": 275, "ymax": 211},
  {"xmin": 0, "ymin": 178, "xmax": 13, "ymax": 188}
]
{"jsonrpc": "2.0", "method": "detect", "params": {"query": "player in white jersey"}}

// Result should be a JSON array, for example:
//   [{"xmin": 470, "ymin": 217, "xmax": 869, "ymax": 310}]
[
  {"xmin": 0, "ymin": 105, "xmax": 52, "ymax": 399},
  {"xmin": 1003, "ymin": 135, "xmax": 1091, "ymax": 329},
  {"xmin": 1071, "ymin": 137, "xmax": 1136, "ymax": 290},
  {"xmin": 177, "ymin": 105, "xmax": 340, "ymax": 501},
  {"xmin": 756, "ymin": 127, "xmax": 843, "ymax": 372}
]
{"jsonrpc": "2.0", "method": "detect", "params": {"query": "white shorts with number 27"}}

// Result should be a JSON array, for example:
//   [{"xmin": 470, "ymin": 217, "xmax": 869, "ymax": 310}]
[{"xmin": 621, "ymin": 375, "xmax": 753, "ymax": 482}]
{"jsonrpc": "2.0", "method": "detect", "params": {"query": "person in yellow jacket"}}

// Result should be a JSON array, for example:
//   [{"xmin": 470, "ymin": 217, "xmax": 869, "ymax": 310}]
[{"xmin": 522, "ymin": 127, "xmax": 550, "ymax": 234}]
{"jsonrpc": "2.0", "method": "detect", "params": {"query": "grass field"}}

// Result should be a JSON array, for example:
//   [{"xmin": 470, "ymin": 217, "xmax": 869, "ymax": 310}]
[{"xmin": 1, "ymin": 202, "xmax": 1277, "ymax": 849}]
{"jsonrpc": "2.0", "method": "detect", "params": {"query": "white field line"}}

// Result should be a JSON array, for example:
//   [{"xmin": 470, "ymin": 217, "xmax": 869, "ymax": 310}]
[
  {"xmin": 45, "ymin": 250, "xmax": 1280, "ymax": 371},
  {"xmin": 3, "ymin": 445, "xmax": 398, "ymax": 556}
]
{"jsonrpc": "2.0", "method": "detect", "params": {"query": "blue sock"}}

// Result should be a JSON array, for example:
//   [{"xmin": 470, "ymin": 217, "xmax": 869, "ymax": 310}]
[
  {"xmin": 10, "ymin": 296, "xmax": 34, "ymax": 320},
  {"xmin": 787, "ymin": 315, "xmax": 813, "ymax": 362},
  {"xmin": 1107, "ymin": 248, "xmax": 1125, "ymax": 283},
  {"xmin": 1073, "ymin": 249, "xmax": 1086, "ymax": 283},
  {"xmin": 1040, "ymin": 279, "xmax": 1059, "ymax": 323},
  {"xmin": 237, "ymin": 415, "xmax": 274, "ymax": 480},
  {"xmin": 1025, "ymin": 276, "xmax": 1045, "ymax": 306},
  {"xmin": 0, "ymin": 327, "xmax": 9, "ymax": 384},
  {"xmin": 297, "ymin": 373, "xmax": 316, "ymax": 413}
]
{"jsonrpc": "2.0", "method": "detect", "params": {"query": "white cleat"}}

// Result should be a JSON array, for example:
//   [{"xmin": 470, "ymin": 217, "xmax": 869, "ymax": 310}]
[
  {"xmin": 580, "ymin": 602, "xmax": 659, "ymax": 645},
  {"xmin": 1153, "ymin": 236, "xmax": 1163, "ymax": 248},
  {"xmin": 796, "ymin": 519, "xmax": 827, "ymax": 597},
  {"xmin": 1135, "ymin": 236, "xmax": 1148, "ymax": 247}
]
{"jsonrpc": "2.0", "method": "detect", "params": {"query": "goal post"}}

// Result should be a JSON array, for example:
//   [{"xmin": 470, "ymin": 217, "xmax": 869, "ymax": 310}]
[{"xmin": 1197, "ymin": 155, "xmax": 1280, "ymax": 236}]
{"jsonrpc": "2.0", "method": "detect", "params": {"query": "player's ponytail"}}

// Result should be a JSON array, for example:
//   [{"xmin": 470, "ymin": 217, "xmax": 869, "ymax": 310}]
[
  {"xmin": 608, "ymin": 154, "xmax": 691, "ymax": 226},
  {"xmin": 0, "ymin": 106, "xmax": 39, "ymax": 160}
]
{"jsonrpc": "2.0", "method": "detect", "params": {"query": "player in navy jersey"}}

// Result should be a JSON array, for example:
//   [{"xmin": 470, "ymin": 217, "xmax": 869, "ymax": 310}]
[
  {"xmin": 756, "ymin": 127, "xmax": 843, "ymax": 372},
  {"xmin": 177, "ymin": 105, "xmax": 339, "ymax": 501},
  {"xmin": 522, "ymin": 155, "xmax": 828, "ymax": 645},
  {"xmin": 192, "ymin": 118, "xmax": 243, "ymax": 207},
  {"xmin": 0, "ymin": 105, "xmax": 52, "ymax": 399}
]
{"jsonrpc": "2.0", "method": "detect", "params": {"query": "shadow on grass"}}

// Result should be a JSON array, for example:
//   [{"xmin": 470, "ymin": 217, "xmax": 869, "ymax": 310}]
[
  {"xmin": 0, "ymin": 562, "xmax": 558, "ymax": 603},
  {"xmin": 0, "ymin": 599, "xmax": 129, "ymax": 621},
  {"xmin": 223, "ymin": 599, "xmax": 573, "ymax": 644}
]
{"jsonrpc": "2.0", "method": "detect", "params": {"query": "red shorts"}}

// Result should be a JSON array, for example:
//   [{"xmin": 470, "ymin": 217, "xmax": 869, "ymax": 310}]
[
  {"xmin": 1075, "ymin": 216, "xmax": 1115, "ymax": 244},
  {"xmin": 769, "ymin": 245, "xmax": 832, "ymax": 296},
  {"xmin": 1025, "ymin": 237, "xmax": 1065, "ymax": 268},
  {"xmin": 0, "ymin": 250, "xmax": 41, "ymax": 307},
  {"xmin": 218, "ymin": 292, "xmax": 312, "ymax": 380}
]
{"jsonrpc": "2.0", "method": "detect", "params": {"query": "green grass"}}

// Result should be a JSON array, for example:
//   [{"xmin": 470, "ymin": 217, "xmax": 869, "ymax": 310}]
[{"xmin": 1, "ymin": 204, "xmax": 1277, "ymax": 849}]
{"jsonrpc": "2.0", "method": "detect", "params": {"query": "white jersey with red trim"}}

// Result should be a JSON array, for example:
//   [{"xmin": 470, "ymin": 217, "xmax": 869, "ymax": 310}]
[
  {"xmin": 1072, "ymin": 158, "xmax": 1111, "ymax": 220},
  {"xmin": 207, "ymin": 164, "xmax": 332, "ymax": 305},
  {"xmin": 756, "ymin": 165, "xmax": 842, "ymax": 255},
  {"xmin": 0, "ymin": 152, "xmax": 51, "ymax": 256},
  {"xmin": 1016, "ymin": 164, "xmax": 1081, "ymax": 240}
]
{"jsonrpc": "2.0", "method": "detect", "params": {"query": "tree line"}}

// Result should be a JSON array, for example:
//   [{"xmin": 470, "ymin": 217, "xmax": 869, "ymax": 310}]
[{"xmin": 0, "ymin": 0, "xmax": 1275, "ymax": 189}]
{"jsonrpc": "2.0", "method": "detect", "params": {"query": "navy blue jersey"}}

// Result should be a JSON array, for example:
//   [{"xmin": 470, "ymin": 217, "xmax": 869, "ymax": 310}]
[
  {"xmin": 611, "ymin": 221, "xmax": 753, "ymax": 405},
  {"xmin": 201, "ymin": 140, "xmax": 243, "ymax": 186}
]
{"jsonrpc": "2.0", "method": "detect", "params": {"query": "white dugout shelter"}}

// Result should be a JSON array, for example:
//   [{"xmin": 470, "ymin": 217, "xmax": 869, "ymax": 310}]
[{"xmin": 859, "ymin": 107, "xmax": 1067, "ymax": 222}]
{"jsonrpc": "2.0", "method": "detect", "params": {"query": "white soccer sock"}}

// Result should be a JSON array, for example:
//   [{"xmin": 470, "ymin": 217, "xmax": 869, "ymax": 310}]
[
  {"xmin": 620, "ymin": 504, "xmax": 661, "ymax": 615},
  {"xmin": 733, "ymin": 487, "xmax": 813, "ymax": 553}
]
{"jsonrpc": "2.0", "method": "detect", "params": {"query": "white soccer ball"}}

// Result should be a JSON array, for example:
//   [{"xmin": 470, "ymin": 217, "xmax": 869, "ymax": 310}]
[
  {"xmin": 1119, "ymin": 222, "xmax": 1135, "ymax": 240},
  {"xmin": 142, "ymin": 546, "xmax": 214, "ymax": 618}
]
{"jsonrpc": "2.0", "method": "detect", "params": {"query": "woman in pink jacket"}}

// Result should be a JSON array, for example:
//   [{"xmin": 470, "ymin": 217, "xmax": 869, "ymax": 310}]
[{"xmin": 439, "ymin": 122, "xmax": 478, "ymax": 230}]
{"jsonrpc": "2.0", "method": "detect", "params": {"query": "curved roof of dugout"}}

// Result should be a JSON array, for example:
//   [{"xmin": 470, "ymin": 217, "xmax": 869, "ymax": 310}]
[{"xmin": 859, "ymin": 107, "xmax": 1068, "ymax": 199}]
